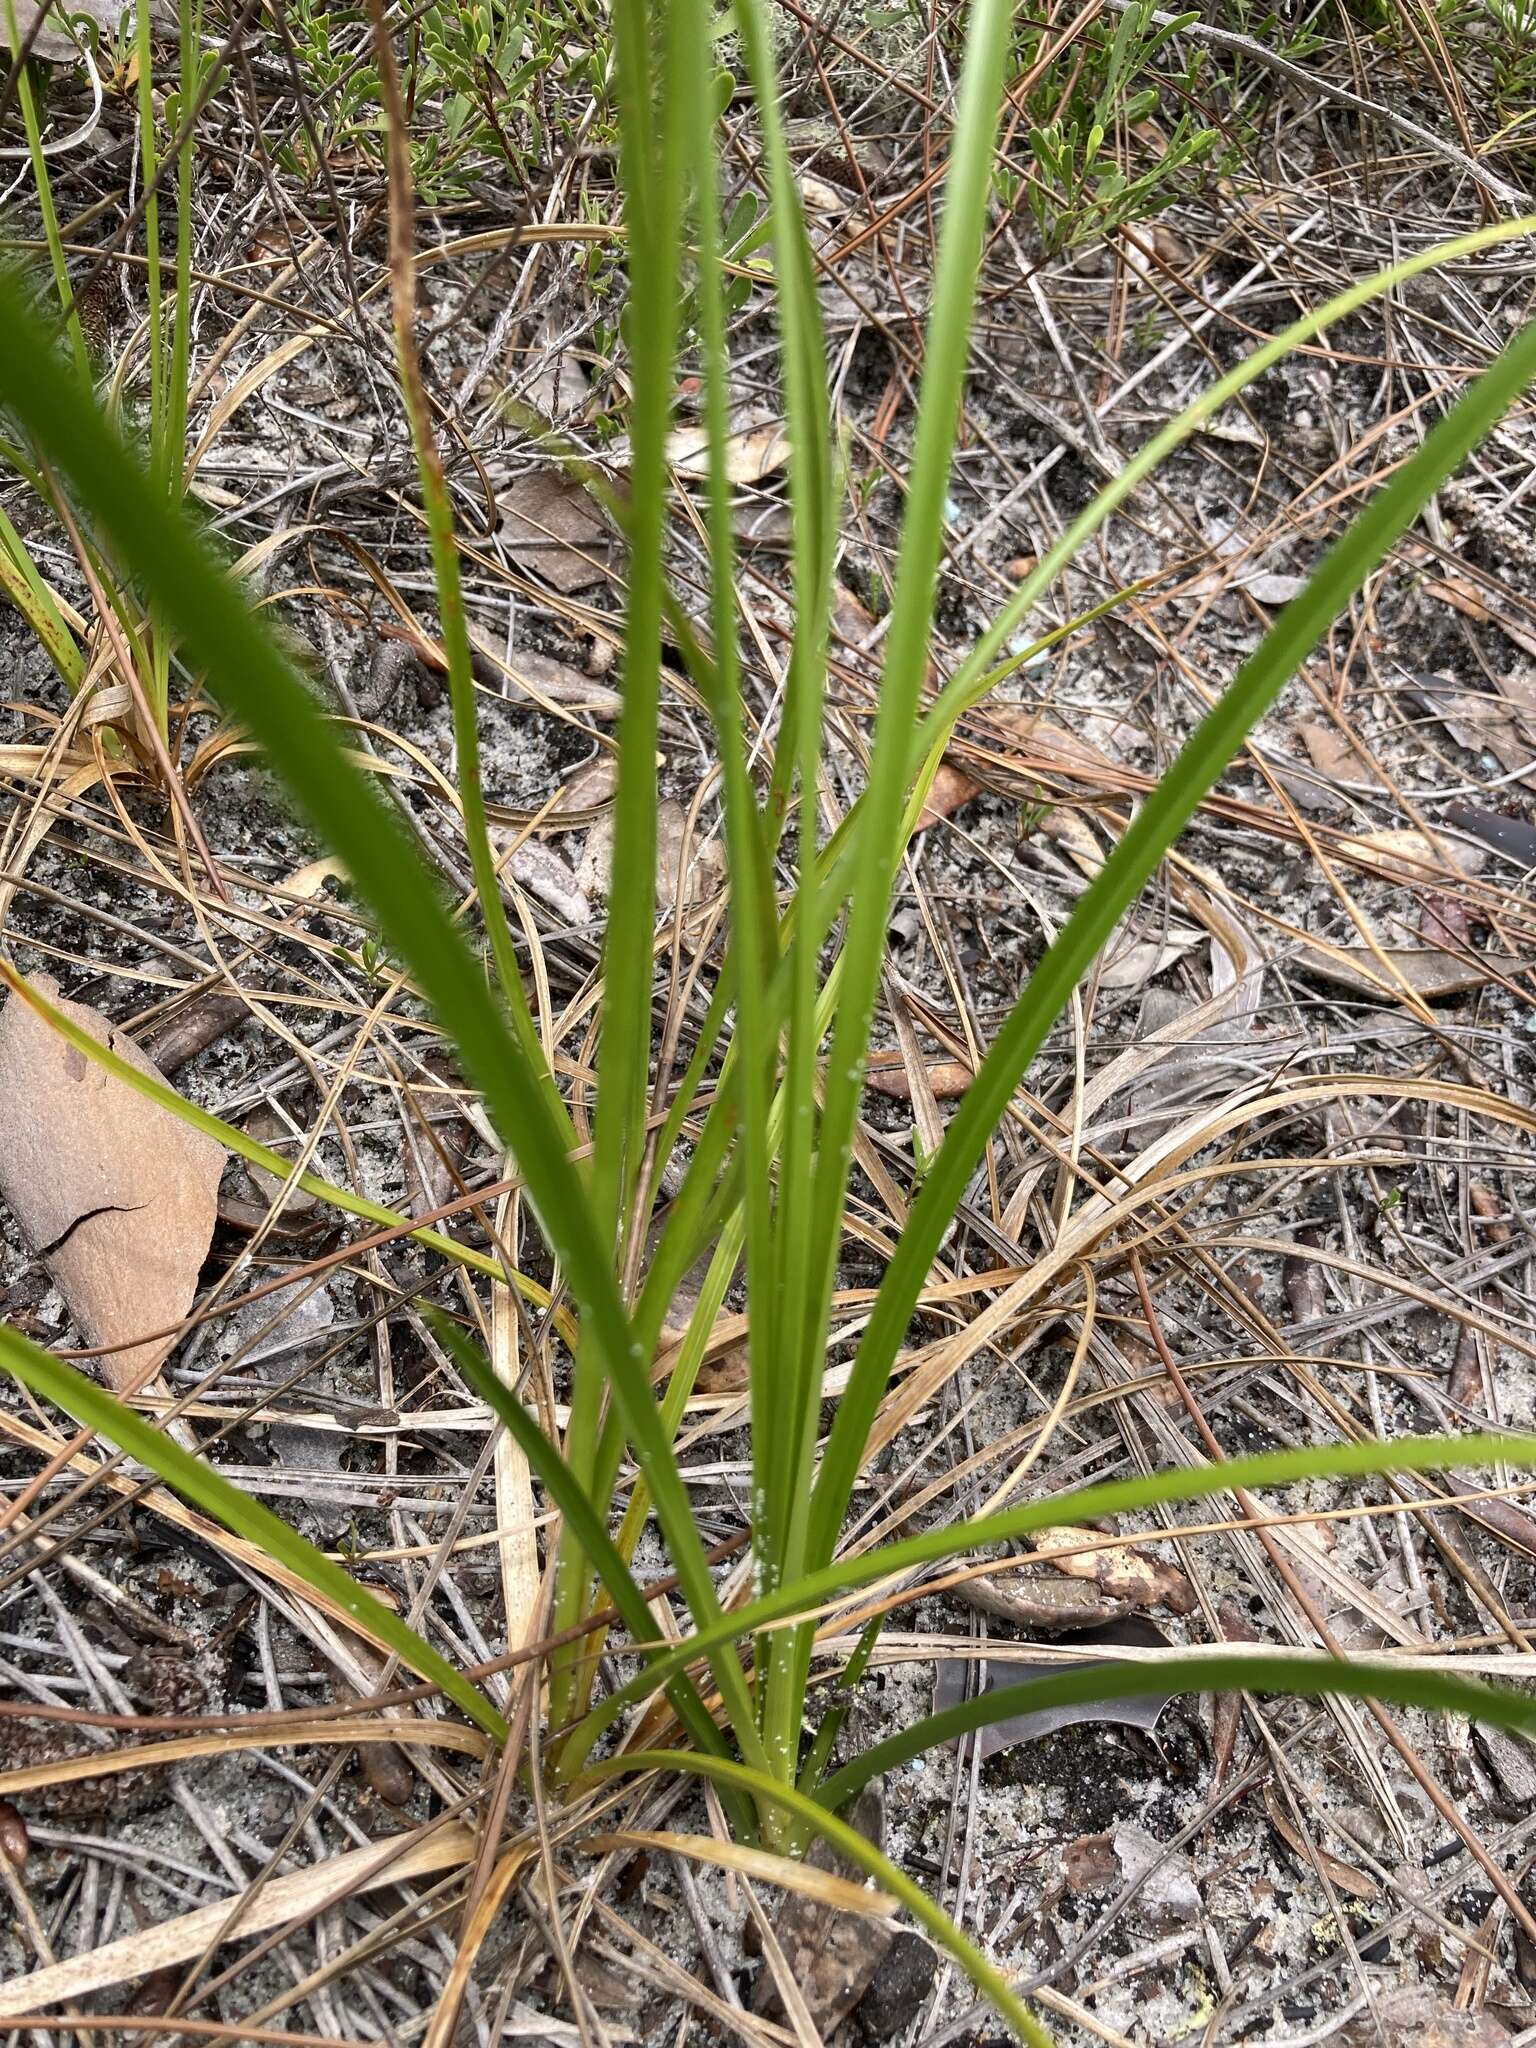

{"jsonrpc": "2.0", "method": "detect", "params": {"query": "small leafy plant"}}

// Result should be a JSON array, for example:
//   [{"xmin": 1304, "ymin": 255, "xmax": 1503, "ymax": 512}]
[
  {"xmin": 1, "ymin": 0, "xmax": 1535, "ymax": 2036},
  {"xmin": 276, "ymin": 0, "xmax": 607, "ymax": 196},
  {"xmin": 1021, "ymin": 1, "xmax": 1222, "ymax": 252}
]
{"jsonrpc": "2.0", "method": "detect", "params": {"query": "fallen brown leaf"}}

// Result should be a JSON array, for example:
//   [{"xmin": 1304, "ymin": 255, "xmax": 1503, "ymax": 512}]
[
  {"xmin": 865, "ymin": 1053, "xmax": 974, "ymax": 1102},
  {"xmin": 1295, "ymin": 719, "xmax": 1386, "ymax": 790},
  {"xmin": 1029, "ymin": 1522, "xmax": 1197, "ymax": 1614},
  {"xmin": 1263, "ymin": 1783, "xmax": 1379, "ymax": 1900},
  {"xmin": 915, "ymin": 760, "xmax": 981, "ymax": 830},
  {"xmin": 499, "ymin": 469, "xmax": 612, "ymax": 594},
  {"xmin": 1290, "ymin": 933, "xmax": 1518, "ymax": 1001},
  {"xmin": 0, "ymin": 976, "xmax": 224, "ymax": 1392},
  {"xmin": 667, "ymin": 420, "xmax": 790, "ymax": 483},
  {"xmin": 751, "ymin": 1785, "xmax": 895, "ymax": 2035}
]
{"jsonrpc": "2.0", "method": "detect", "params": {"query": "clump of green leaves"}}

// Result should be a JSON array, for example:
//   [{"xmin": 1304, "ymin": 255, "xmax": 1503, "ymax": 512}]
[
  {"xmin": 276, "ymin": 0, "xmax": 610, "ymax": 198},
  {"xmin": 1018, "ymin": 1, "xmax": 1222, "ymax": 252},
  {"xmin": 2, "ymin": 0, "xmax": 1536, "ymax": 2036}
]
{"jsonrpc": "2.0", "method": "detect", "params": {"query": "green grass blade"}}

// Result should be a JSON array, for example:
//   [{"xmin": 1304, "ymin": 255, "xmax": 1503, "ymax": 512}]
[
  {"xmin": 0, "ymin": 267, "xmax": 764, "ymax": 1765},
  {"xmin": 815, "ymin": 1651, "xmax": 1536, "ymax": 1814},
  {"xmin": 731, "ymin": 0, "xmax": 836, "ymax": 844},
  {"xmin": 368, "ymin": 0, "xmax": 570, "ymax": 1126},
  {"xmin": 0, "ymin": 1324, "xmax": 508, "ymax": 1742},
  {"xmin": 0, "ymin": 502, "xmax": 83, "ymax": 688},
  {"xmin": 911, "ymin": 216, "xmax": 1536, "ymax": 778},
  {"xmin": 136, "ymin": 0, "xmax": 163, "ymax": 483},
  {"xmin": 716, "ymin": 0, "xmax": 827, "ymax": 1628},
  {"xmin": 586, "ymin": 1749, "xmax": 1052, "ymax": 2047},
  {"xmin": 800, "ymin": 0, "xmax": 1018, "ymax": 1399},
  {"xmin": 545, "ymin": 0, "xmax": 713, "ymax": 1743},
  {"xmin": 560, "ymin": 1429, "xmax": 1536, "ymax": 1771},
  {"xmin": 728, "ymin": 1, "xmax": 843, "ymax": 1793},
  {"xmin": 2, "ymin": 0, "xmax": 90, "ymax": 386},
  {"xmin": 808, "ymin": 304, "xmax": 1536, "ymax": 1569},
  {"xmin": 592, "ymin": 0, "xmax": 684, "ymax": 1243},
  {"xmin": 427, "ymin": 1312, "xmax": 752, "ymax": 1827},
  {"xmin": 168, "ymin": 0, "xmax": 199, "ymax": 495}
]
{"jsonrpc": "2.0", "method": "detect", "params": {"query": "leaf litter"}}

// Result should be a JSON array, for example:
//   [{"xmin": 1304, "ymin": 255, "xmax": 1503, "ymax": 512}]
[{"xmin": 0, "ymin": 974, "xmax": 223, "ymax": 1392}]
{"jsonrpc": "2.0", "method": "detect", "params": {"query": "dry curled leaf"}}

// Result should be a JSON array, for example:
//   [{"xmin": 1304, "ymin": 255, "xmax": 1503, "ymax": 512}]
[
  {"xmin": 667, "ymin": 420, "xmax": 790, "ymax": 483},
  {"xmin": 0, "ymin": 976, "xmax": 224, "ymax": 1392},
  {"xmin": 1029, "ymin": 1522, "xmax": 1197, "ymax": 1615},
  {"xmin": 915, "ymin": 760, "xmax": 981, "ymax": 830},
  {"xmin": 865, "ymin": 1054, "xmax": 974, "ymax": 1102}
]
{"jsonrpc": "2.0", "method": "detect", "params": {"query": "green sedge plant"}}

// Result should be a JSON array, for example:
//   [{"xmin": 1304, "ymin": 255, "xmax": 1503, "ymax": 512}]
[
  {"xmin": 1, "ymin": 0, "xmax": 209, "ymax": 748},
  {"xmin": 2, "ymin": 0, "xmax": 1536, "ymax": 2031}
]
